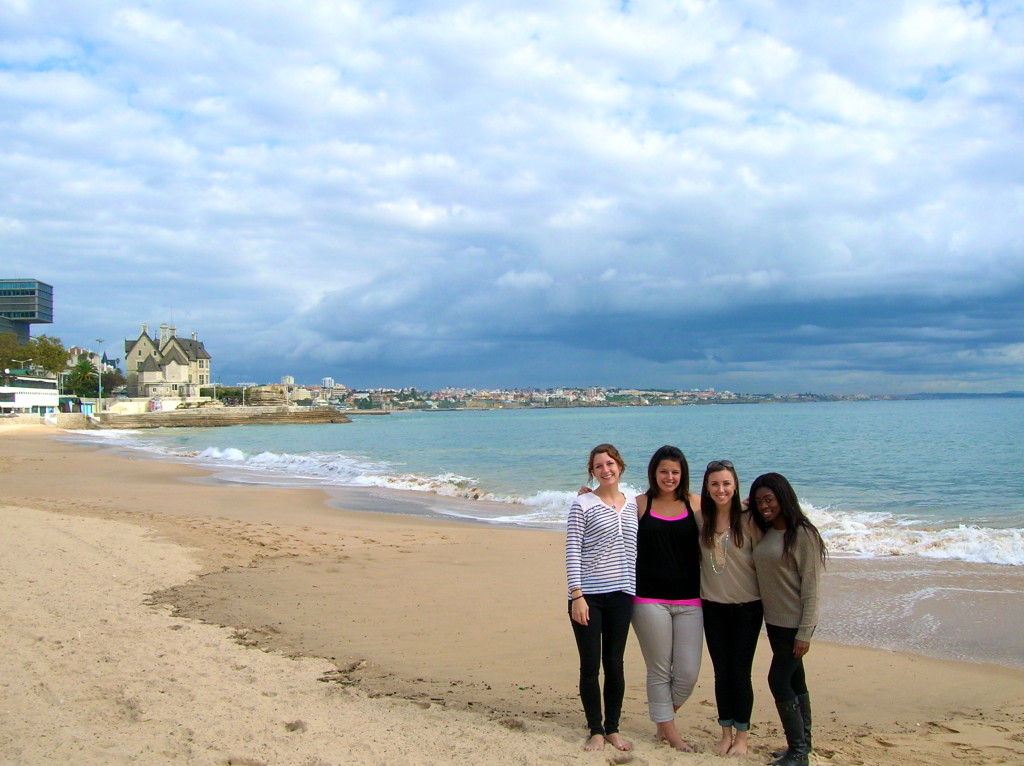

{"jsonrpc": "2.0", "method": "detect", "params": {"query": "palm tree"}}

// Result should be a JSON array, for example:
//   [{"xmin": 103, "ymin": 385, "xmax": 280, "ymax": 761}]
[{"xmin": 65, "ymin": 358, "xmax": 99, "ymax": 397}]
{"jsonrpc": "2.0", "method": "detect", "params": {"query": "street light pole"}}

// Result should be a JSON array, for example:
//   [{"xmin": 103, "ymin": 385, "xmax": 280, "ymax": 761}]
[{"xmin": 95, "ymin": 338, "xmax": 105, "ymax": 417}]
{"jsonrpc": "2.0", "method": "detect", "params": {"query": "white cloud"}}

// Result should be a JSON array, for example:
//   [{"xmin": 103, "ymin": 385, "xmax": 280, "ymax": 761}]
[
  {"xmin": 495, "ymin": 270, "xmax": 554, "ymax": 290},
  {"xmin": 111, "ymin": 8, "xmax": 193, "ymax": 46},
  {"xmin": 0, "ymin": 0, "xmax": 1021, "ymax": 392}
]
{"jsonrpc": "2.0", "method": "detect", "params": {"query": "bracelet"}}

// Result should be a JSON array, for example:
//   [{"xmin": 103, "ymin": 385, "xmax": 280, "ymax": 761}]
[{"xmin": 570, "ymin": 594, "xmax": 584, "ymax": 601}]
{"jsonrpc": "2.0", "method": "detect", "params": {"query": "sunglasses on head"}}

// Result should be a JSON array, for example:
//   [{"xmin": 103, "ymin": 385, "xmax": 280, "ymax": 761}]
[{"xmin": 706, "ymin": 460, "xmax": 734, "ymax": 471}]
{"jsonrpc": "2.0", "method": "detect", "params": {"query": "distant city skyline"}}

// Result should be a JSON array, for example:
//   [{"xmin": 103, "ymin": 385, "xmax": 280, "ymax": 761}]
[{"xmin": 3, "ymin": 3, "xmax": 1023, "ymax": 395}]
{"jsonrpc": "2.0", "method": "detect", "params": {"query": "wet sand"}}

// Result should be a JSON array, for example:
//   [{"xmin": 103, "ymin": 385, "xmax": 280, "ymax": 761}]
[
  {"xmin": 2, "ymin": 425, "xmax": 1023, "ymax": 765},
  {"xmin": 820, "ymin": 556, "xmax": 1024, "ymax": 669}
]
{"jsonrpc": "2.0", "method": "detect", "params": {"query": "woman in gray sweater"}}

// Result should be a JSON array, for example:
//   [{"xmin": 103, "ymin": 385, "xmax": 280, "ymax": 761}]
[{"xmin": 751, "ymin": 473, "xmax": 827, "ymax": 766}]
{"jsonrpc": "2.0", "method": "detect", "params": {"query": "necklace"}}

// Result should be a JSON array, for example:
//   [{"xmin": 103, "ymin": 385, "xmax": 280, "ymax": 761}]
[{"xmin": 710, "ymin": 530, "xmax": 730, "ymax": 574}]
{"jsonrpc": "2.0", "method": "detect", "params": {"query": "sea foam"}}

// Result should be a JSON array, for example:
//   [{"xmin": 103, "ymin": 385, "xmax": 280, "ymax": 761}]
[
  {"xmin": 61, "ymin": 434, "xmax": 1023, "ymax": 567},
  {"xmin": 176, "ymin": 446, "xmax": 1024, "ymax": 566},
  {"xmin": 807, "ymin": 504, "xmax": 1023, "ymax": 566}
]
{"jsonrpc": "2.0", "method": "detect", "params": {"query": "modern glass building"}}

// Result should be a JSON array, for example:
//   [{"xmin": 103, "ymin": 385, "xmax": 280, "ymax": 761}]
[{"xmin": 0, "ymin": 279, "xmax": 53, "ymax": 343}]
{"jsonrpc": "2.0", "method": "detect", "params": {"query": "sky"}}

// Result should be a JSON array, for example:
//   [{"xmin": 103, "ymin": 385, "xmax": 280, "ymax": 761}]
[{"xmin": 2, "ymin": 0, "xmax": 1023, "ymax": 394}]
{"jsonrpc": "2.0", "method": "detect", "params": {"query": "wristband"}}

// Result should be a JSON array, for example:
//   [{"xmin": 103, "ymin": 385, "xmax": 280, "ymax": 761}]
[{"xmin": 571, "ymin": 594, "xmax": 584, "ymax": 601}]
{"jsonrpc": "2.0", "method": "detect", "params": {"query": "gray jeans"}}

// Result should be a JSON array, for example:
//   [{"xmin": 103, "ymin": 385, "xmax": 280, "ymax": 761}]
[{"xmin": 631, "ymin": 601, "xmax": 704, "ymax": 722}]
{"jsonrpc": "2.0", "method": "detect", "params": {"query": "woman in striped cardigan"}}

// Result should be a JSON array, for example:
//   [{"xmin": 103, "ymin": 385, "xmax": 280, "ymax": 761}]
[{"xmin": 566, "ymin": 443, "xmax": 639, "ymax": 752}]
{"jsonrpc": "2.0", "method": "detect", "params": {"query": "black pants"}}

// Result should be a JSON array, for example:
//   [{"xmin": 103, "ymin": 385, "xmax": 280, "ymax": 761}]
[
  {"xmin": 569, "ymin": 590, "xmax": 633, "ymax": 736},
  {"xmin": 702, "ymin": 599, "xmax": 763, "ymax": 729},
  {"xmin": 766, "ymin": 623, "xmax": 808, "ymax": 704}
]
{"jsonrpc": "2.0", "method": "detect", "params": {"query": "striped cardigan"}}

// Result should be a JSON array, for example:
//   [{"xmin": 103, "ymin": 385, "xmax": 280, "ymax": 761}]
[{"xmin": 566, "ymin": 492, "xmax": 638, "ymax": 597}]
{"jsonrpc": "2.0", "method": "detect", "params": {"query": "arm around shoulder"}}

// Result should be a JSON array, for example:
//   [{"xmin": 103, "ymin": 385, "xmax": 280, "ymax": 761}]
[{"xmin": 743, "ymin": 510, "xmax": 764, "ymax": 546}]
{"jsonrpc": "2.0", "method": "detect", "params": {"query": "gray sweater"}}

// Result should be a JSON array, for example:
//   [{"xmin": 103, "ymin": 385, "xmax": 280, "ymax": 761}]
[{"xmin": 752, "ymin": 526, "xmax": 823, "ymax": 642}]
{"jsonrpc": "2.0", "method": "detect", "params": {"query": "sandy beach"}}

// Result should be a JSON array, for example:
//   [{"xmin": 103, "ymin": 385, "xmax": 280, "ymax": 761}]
[{"xmin": 2, "ymin": 425, "xmax": 1022, "ymax": 766}]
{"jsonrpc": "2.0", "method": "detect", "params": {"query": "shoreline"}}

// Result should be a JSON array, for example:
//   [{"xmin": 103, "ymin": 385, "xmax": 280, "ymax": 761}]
[
  {"xmin": 54, "ymin": 414, "xmax": 1024, "ymax": 566},
  {"xmin": 3, "ymin": 424, "xmax": 1023, "ymax": 764},
  {"xmin": 57, "ymin": 424, "xmax": 1024, "ymax": 671}
]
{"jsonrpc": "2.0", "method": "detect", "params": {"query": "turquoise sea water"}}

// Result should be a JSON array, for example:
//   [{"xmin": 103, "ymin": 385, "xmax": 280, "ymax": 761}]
[{"xmin": 68, "ymin": 398, "xmax": 1024, "ymax": 566}]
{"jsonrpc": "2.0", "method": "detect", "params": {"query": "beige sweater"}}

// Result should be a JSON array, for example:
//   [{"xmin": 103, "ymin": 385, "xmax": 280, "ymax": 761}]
[
  {"xmin": 699, "ymin": 512, "xmax": 762, "ymax": 604},
  {"xmin": 752, "ymin": 526, "xmax": 823, "ymax": 642}
]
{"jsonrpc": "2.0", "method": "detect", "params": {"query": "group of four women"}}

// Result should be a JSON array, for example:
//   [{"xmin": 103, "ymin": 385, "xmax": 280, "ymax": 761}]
[{"xmin": 565, "ymin": 444, "xmax": 827, "ymax": 764}]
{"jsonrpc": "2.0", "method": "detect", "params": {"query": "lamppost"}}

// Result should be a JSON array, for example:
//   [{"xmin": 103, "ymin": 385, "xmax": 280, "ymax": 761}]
[
  {"xmin": 12, "ymin": 357, "xmax": 33, "ymax": 373},
  {"xmin": 94, "ymin": 338, "xmax": 105, "ymax": 416}
]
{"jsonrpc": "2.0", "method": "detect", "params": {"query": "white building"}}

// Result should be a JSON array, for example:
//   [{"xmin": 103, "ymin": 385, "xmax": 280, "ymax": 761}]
[
  {"xmin": 0, "ymin": 370, "xmax": 59, "ymax": 414},
  {"xmin": 321, "ymin": 376, "xmax": 335, "ymax": 389}
]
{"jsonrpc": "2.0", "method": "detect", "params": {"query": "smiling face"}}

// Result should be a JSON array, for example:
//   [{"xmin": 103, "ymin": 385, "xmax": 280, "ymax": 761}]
[
  {"xmin": 654, "ymin": 459, "xmax": 683, "ymax": 497},
  {"xmin": 755, "ymin": 486, "xmax": 787, "ymax": 529},
  {"xmin": 705, "ymin": 469, "xmax": 735, "ymax": 510},
  {"xmin": 589, "ymin": 451, "xmax": 622, "ymax": 488}
]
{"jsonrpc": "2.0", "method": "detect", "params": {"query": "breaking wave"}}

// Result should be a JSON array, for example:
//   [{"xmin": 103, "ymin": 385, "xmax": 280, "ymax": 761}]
[{"xmin": 61, "ymin": 433, "xmax": 1023, "ymax": 566}]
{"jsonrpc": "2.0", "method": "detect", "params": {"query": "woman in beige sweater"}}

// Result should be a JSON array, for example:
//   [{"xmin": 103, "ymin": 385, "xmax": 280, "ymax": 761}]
[
  {"xmin": 698, "ymin": 460, "xmax": 764, "ymax": 756},
  {"xmin": 751, "ymin": 473, "xmax": 827, "ymax": 766}
]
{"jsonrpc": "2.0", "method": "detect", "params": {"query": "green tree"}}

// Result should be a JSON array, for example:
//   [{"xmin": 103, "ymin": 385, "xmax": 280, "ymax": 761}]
[
  {"xmin": 0, "ymin": 331, "xmax": 21, "ymax": 371},
  {"xmin": 103, "ymin": 367, "xmax": 127, "ymax": 392},
  {"xmin": 201, "ymin": 386, "xmax": 242, "ymax": 404},
  {"xmin": 26, "ymin": 334, "xmax": 70, "ymax": 376},
  {"xmin": 65, "ymin": 358, "xmax": 99, "ymax": 397}
]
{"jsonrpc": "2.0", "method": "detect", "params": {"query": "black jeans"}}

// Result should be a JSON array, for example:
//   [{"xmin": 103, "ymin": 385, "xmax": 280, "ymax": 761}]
[
  {"xmin": 569, "ymin": 590, "xmax": 633, "ymax": 736},
  {"xmin": 766, "ymin": 623, "xmax": 808, "ymax": 704},
  {"xmin": 702, "ymin": 599, "xmax": 763, "ymax": 729}
]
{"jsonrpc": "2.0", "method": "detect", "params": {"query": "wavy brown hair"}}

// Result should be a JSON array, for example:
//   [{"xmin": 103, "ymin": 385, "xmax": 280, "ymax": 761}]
[
  {"xmin": 587, "ymin": 443, "xmax": 625, "ymax": 480},
  {"xmin": 700, "ymin": 460, "xmax": 745, "ymax": 549}
]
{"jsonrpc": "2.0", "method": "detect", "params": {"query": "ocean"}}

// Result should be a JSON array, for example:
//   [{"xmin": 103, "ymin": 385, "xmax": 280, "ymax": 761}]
[{"xmin": 66, "ymin": 398, "xmax": 1023, "ymax": 567}]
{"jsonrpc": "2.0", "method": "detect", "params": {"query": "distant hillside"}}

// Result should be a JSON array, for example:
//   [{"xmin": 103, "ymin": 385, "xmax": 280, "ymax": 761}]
[{"xmin": 901, "ymin": 392, "xmax": 1024, "ymax": 400}]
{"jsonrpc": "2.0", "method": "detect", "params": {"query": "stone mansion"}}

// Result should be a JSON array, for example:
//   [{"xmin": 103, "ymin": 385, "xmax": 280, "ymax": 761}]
[{"xmin": 124, "ymin": 323, "xmax": 211, "ymax": 398}]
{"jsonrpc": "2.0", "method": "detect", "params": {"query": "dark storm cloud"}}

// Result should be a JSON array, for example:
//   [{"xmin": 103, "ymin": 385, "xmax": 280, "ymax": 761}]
[{"xmin": 1, "ymin": 1, "xmax": 1022, "ymax": 392}]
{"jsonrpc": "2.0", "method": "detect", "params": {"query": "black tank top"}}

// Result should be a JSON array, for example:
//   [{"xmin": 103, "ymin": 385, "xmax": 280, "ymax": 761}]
[{"xmin": 634, "ymin": 496, "xmax": 701, "ymax": 600}]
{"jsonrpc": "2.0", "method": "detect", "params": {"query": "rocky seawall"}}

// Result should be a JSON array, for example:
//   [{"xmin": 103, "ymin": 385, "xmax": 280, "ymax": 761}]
[{"xmin": 95, "ymin": 406, "xmax": 352, "ymax": 429}]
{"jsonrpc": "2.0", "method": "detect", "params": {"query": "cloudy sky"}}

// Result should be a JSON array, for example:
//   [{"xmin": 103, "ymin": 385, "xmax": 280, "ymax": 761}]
[{"xmin": 2, "ymin": 0, "xmax": 1022, "ymax": 393}]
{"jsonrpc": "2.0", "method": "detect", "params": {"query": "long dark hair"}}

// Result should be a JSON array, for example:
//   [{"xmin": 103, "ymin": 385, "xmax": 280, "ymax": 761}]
[
  {"xmin": 749, "ymin": 472, "xmax": 827, "ymax": 567},
  {"xmin": 644, "ymin": 445, "xmax": 692, "ymax": 511},
  {"xmin": 700, "ymin": 460, "xmax": 745, "ymax": 549}
]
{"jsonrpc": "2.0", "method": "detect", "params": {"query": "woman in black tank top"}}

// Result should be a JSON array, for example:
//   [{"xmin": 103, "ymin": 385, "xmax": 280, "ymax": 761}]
[{"xmin": 630, "ymin": 445, "xmax": 704, "ymax": 752}]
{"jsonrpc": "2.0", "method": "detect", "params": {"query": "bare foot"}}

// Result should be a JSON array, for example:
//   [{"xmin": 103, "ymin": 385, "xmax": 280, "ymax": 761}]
[
  {"xmin": 726, "ymin": 729, "xmax": 749, "ymax": 756},
  {"xmin": 583, "ymin": 734, "xmax": 605, "ymax": 751},
  {"xmin": 714, "ymin": 726, "xmax": 733, "ymax": 755},
  {"xmin": 606, "ymin": 733, "xmax": 633, "ymax": 751},
  {"xmin": 655, "ymin": 721, "xmax": 693, "ymax": 752}
]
